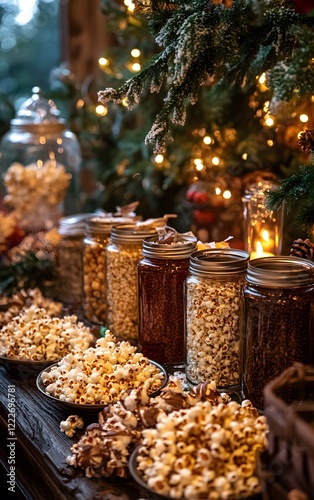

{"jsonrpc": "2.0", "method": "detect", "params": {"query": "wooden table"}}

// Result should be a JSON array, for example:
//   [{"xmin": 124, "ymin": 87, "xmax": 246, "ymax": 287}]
[{"xmin": 0, "ymin": 365, "xmax": 154, "ymax": 500}]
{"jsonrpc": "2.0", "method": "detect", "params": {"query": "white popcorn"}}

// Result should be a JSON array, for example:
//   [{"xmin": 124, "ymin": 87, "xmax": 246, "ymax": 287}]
[
  {"xmin": 60, "ymin": 415, "xmax": 84, "ymax": 437},
  {"xmin": 0, "ymin": 308, "xmax": 93, "ymax": 361},
  {"xmin": 40, "ymin": 331, "xmax": 165, "ymax": 405}
]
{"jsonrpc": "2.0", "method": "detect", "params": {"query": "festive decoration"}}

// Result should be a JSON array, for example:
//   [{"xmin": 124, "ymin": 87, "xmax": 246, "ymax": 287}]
[
  {"xmin": 98, "ymin": 0, "xmax": 314, "ymax": 154},
  {"xmin": 290, "ymin": 238, "xmax": 314, "ymax": 260}
]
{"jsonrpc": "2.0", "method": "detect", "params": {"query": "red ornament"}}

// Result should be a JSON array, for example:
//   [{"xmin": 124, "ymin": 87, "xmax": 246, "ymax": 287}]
[
  {"xmin": 293, "ymin": 0, "xmax": 314, "ymax": 13},
  {"xmin": 193, "ymin": 209, "xmax": 216, "ymax": 227},
  {"xmin": 193, "ymin": 191, "xmax": 210, "ymax": 208}
]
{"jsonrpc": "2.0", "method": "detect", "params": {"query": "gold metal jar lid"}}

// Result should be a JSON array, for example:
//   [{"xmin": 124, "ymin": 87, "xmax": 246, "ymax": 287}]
[
  {"xmin": 189, "ymin": 248, "xmax": 249, "ymax": 276},
  {"xmin": 142, "ymin": 234, "xmax": 197, "ymax": 260}
]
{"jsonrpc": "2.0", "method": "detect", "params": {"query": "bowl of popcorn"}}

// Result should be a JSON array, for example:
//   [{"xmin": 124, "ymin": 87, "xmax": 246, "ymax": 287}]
[
  {"xmin": 36, "ymin": 331, "xmax": 168, "ymax": 413},
  {"xmin": 129, "ymin": 399, "xmax": 268, "ymax": 500},
  {"xmin": 0, "ymin": 307, "xmax": 94, "ymax": 375}
]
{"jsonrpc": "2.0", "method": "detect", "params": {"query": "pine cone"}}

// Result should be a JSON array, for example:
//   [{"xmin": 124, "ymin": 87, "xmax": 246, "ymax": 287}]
[
  {"xmin": 298, "ymin": 129, "xmax": 314, "ymax": 154},
  {"xmin": 290, "ymin": 238, "xmax": 314, "ymax": 261}
]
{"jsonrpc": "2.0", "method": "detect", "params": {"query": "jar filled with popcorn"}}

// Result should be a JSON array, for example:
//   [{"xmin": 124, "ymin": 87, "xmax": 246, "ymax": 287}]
[
  {"xmin": 106, "ymin": 223, "xmax": 157, "ymax": 342},
  {"xmin": 185, "ymin": 248, "xmax": 249, "ymax": 391},
  {"xmin": 138, "ymin": 228, "xmax": 197, "ymax": 367},
  {"xmin": 0, "ymin": 87, "xmax": 81, "ymax": 232},
  {"xmin": 57, "ymin": 213, "xmax": 95, "ymax": 307},
  {"xmin": 82, "ymin": 215, "xmax": 136, "ymax": 325}
]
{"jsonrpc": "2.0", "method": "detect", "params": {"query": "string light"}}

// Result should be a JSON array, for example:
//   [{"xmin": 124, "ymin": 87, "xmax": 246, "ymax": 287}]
[
  {"xmin": 124, "ymin": 0, "xmax": 135, "ymax": 11},
  {"xmin": 242, "ymin": 153, "xmax": 248, "ymax": 160},
  {"xmin": 122, "ymin": 98, "xmax": 128, "ymax": 107},
  {"xmin": 98, "ymin": 57, "xmax": 109, "ymax": 67},
  {"xmin": 300, "ymin": 114, "xmax": 309, "ymax": 123},
  {"xmin": 203, "ymin": 136, "xmax": 212, "ymax": 145},
  {"xmin": 223, "ymin": 190, "xmax": 232, "ymax": 199},
  {"xmin": 267, "ymin": 140, "xmax": 273, "ymax": 147},
  {"xmin": 76, "ymin": 98, "xmax": 84, "ymax": 109},
  {"xmin": 131, "ymin": 48, "xmax": 141, "ymax": 58},
  {"xmin": 131, "ymin": 62, "xmax": 141, "ymax": 72},
  {"xmin": 96, "ymin": 104, "xmax": 108, "ymax": 116},
  {"xmin": 265, "ymin": 116, "xmax": 275, "ymax": 127},
  {"xmin": 212, "ymin": 157, "xmax": 220, "ymax": 165},
  {"xmin": 155, "ymin": 154, "xmax": 164, "ymax": 163},
  {"xmin": 215, "ymin": 187, "xmax": 221, "ymax": 195}
]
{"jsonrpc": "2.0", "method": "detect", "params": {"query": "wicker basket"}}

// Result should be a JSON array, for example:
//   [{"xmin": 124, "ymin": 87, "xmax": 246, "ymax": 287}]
[{"xmin": 262, "ymin": 363, "xmax": 314, "ymax": 499}]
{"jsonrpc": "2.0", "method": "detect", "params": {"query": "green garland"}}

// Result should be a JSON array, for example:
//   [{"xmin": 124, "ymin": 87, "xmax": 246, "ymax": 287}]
[{"xmin": 98, "ymin": 0, "xmax": 314, "ymax": 153}]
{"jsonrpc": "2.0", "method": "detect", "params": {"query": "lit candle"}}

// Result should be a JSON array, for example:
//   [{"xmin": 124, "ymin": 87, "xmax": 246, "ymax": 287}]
[
  {"xmin": 250, "ymin": 240, "xmax": 274, "ymax": 260},
  {"xmin": 260, "ymin": 229, "xmax": 275, "ymax": 253}
]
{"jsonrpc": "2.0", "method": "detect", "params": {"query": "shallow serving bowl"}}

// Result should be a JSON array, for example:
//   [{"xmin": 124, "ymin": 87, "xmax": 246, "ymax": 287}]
[
  {"xmin": 36, "ymin": 359, "xmax": 168, "ymax": 414},
  {"xmin": 0, "ymin": 355, "xmax": 58, "ymax": 377}
]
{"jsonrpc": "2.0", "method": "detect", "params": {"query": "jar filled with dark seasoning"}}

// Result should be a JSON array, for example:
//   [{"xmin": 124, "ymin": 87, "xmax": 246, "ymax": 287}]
[
  {"xmin": 242, "ymin": 256, "xmax": 314, "ymax": 411},
  {"xmin": 138, "ymin": 233, "xmax": 197, "ymax": 367}
]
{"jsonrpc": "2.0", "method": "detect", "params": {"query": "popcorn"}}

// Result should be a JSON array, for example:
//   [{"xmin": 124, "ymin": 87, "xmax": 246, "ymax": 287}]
[
  {"xmin": 0, "ymin": 288, "xmax": 62, "ymax": 327},
  {"xmin": 66, "ymin": 377, "xmax": 231, "ymax": 479},
  {"xmin": 0, "ymin": 308, "xmax": 93, "ymax": 361},
  {"xmin": 137, "ymin": 399, "xmax": 268, "ymax": 499},
  {"xmin": 40, "ymin": 331, "xmax": 165, "ymax": 405},
  {"xmin": 60, "ymin": 415, "xmax": 84, "ymax": 437}
]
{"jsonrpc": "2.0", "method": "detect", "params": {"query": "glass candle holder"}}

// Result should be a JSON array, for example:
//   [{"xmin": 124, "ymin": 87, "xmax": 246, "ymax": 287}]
[{"xmin": 242, "ymin": 180, "xmax": 284, "ymax": 259}]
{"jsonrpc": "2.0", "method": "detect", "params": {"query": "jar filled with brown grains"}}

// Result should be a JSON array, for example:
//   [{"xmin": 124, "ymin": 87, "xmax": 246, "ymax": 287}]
[
  {"xmin": 242, "ymin": 256, "xmax": 314, "ymax": 411},
  {"xmin": 57, "ymin": 213, "xmax": 95, "ymax": 307},
  {"xmin": 138, "ymin": 229, "xmax": 197, "ymax": 367},
  {"xmin": 185, "ymin": 248, "xmax": 249, "ymax": 391},
  {"xmin": 106, "ymin": 223, "xmax": 157, "ymax": 341},
  {"xmin": 82, "ymin": 216, "xmax": 133, "ymax": 324}
]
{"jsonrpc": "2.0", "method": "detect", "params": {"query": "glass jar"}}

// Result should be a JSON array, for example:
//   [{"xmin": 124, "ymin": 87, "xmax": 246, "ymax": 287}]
[
  {"xmin": 56, "ymin": 213, "xmax": 95, "ymax": 307},
  {"xmin": 0, "ymin": 87, "xmax": 82, "ymax": 232},
  {"xmin": 242, "ymin": 180, "xmax": 284, "ymax": 259},
  {"xmin": 242, "ymin": 256, "xmax": 314, "ymax": 411},
  {"xmin": 106, "ymin": 224, "xmax": 157, "ymax": 342},
  {"xmin": 82, "ymin": 216, "xmax": 133, "ymax": 325},
  {"xmin": 185, "ymin": 248, "xmax": 249, "ymax": 391},
  {"xmin": 138, "ymin": 234, "xmax": 197, "ymax": 367}
]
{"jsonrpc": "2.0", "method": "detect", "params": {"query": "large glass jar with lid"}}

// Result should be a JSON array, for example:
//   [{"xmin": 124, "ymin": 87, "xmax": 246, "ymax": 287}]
[
  {"xmin": 106, "ymin": 224, "xmax": 157, "ymax": 342},
  {"xmin": 138, "ymin": 232, "xmax": 197, "ymax": 367},
  {"xmin": 82, "ymin": 215, "xmax": 135, "ymax": 325},
  {"xmin": 185, "ymin": 248, "xmax": 249, "ymax": 392},
  {"xmin": 0, "ymin": 87, "xmax": 82, "ymax": 232},
  {"xmin": 242, "ymin": 256, "xmax": 314, "ymax": 411},
  {"xmin": 56, "ymin": 213, "xmax": 96, "ymax": 308}
]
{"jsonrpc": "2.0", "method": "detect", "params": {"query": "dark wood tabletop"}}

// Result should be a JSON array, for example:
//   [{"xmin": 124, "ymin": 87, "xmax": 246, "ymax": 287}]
[{"xmin": 0, "ymin": 364, "xmax": 155, "ymax": 500}]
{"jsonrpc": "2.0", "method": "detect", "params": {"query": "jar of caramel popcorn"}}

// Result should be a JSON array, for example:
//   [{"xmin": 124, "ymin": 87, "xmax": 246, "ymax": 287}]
[
  {"xmin": 185, "ymin": 248, "xmax": 249, "ymax": 392},
  {"xmin": 82, "ymin": 215, "xmax": 135, "ymax": 325},
  {"xmin": 106, "ymin": 224, "xmax": 157, "ymax": 342},
  {"xmin": 242, "ymin": 256, "xmax": 314, "ymax": 411},
  {"xmin": 138, "ymin": 231, "xmax": 197, "ymax": 367},
  {"xmin": 57, "ymin": 213, "xmax": 95, "ymax": 307},
  {"xmin": 0, "ymin": 87, "xmax": 82, "ymax": 232}
]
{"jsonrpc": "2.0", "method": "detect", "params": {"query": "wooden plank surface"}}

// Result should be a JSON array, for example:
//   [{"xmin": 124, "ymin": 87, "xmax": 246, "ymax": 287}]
[{"xmin": 0, "ymin": 365, "xmax": 152, "ymax": 500}]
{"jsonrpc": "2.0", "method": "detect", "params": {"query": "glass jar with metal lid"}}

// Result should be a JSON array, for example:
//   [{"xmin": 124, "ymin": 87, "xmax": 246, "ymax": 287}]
[
  {"xmin": 106, "ymin": 224, "xmax": 157, "ymax": 342},
  {"xmin": 138, "ymin": 233, "xmax": 197, "ymax": 367},
  {"xmin": 0, "ymin": 87, "xmax": 82, "ymax": 232},
  {"xmin": 242, "ymin": 256, "xmax": 314, "ymax": 411},
  {"xmin": 82, "ymin": 216, "xmax": 134, "ymax": 325},
  {"xmin": 185, "ymin": 248, "xmax": 249, "ymax": 391},
  {"xmin": 56, "ymin": 213, "xmax": 95, "ymax": 307}
]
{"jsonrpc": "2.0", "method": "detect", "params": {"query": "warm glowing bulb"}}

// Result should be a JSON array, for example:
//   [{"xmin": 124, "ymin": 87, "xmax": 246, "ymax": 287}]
[
  {"xmin": 76, "ymin": 98, "xmax": 84, "ymax": 109},
  {"xmin": 212, "ymin": 157, "xmax": 219, "ymax": 166},
  {"xmin": 259, "ymin": 73, "xmax": 266, "ymax": 84},
  {"xmin": 215, "ymin": 187, "xmax": 221, "ymax": 195},
  {"xmin": 223, "ymin": 190, "xmax": 231, "ymax": 199},
  {"xmin": 242, "ymin": 153, "xmax": 248, "ymax": 160},
  {"xmin": 267, "ymin": 140, "xmax": 274, "ymax": 146},
  {"xmin": 99, "ymin": 57, "xmax": 109, "ymax": 67},
  {"xmin": 265, "ymin": 117, "xmax": 274, "ymax": 127},
  {"xmin": 155, "ymin": 154, "xmax": 164, "ymax": 163},
  {"xmin": 196, "ymin": 163, "xmax": 204, "ymax": 171},
  {"xmin": 203, "ymin": 136, "xmax": 212, "ymax": 145},
  {"xmin": 124, "ymin": 0, "xmax": 135, "ymax": 11},
  {"xmin": 261, "ymin": 230, "xmax": 269, "ymax": 243},
  {"xmin": 131, "ymin": 48, "xmax": 141, "ymax": 57},
  {"xmin": 39, "ymin": 136, "xmax": 46, "ymax": 145},
  {"xmin": 96, "ymin": 104, "xmax": 108, "ymax": 116},
  {"xmin": 131, "ymin": 62, "xmax": 141, "ymax": 72},
  {"xmin": 194, "ymin": 158, "xmax": 202, "ymax": 165},
  {"xmin": 300, "ymin": 114, "xmax": 309, "ymax": 123},
  {"xmin": 122, "ymin": 98, "xmax": 128, "ymax": 107}
]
